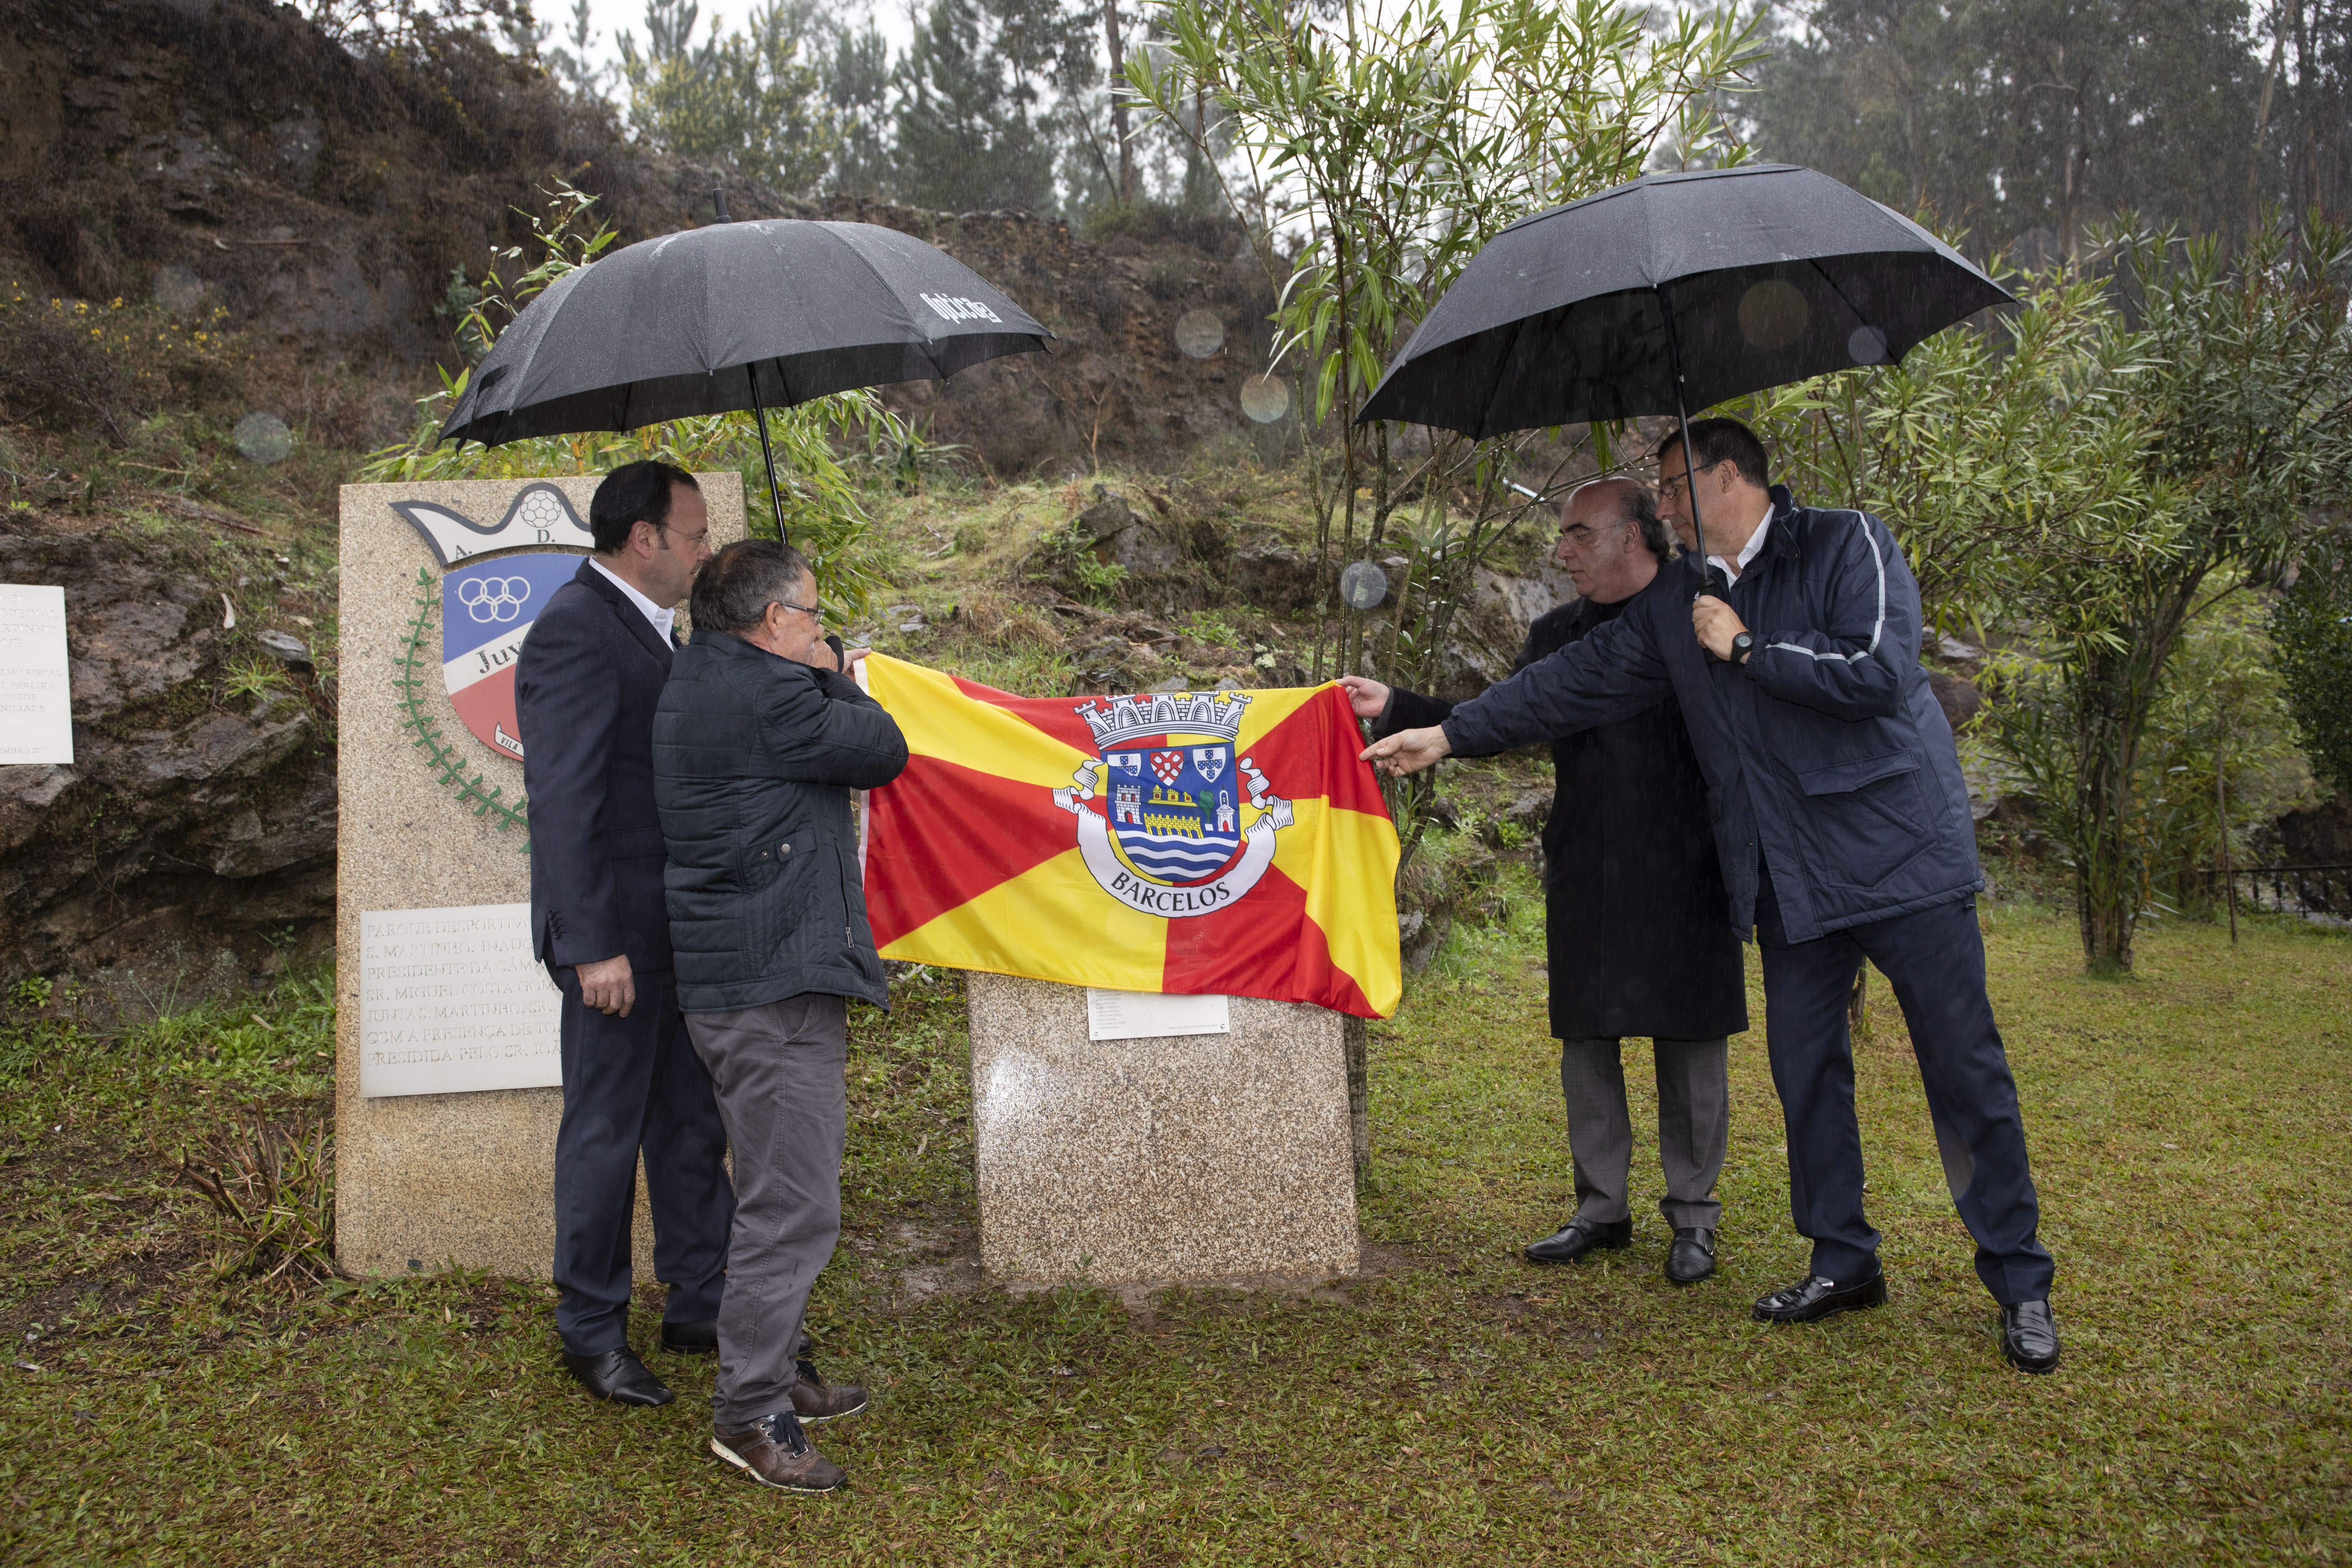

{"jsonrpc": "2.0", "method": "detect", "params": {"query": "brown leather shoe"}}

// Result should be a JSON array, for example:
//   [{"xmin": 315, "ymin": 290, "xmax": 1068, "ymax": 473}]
[
  {"xmin": 710, "ymin": 1410, "xmax": 846, "ymax": 1493},
  {"xmin": 790, "ymin": 1357, "xmax": 869, "ymax": 1423}
]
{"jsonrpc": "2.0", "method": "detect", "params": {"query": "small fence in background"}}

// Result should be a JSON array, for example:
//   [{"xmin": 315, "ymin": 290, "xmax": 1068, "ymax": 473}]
[{"xmin": 2194, "ymin": 864, "xmax": 2352, "ymax": 924}]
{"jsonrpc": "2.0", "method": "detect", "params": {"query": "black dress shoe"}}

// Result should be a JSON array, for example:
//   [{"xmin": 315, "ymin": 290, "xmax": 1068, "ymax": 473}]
[
  {"xmin": 562, "ymin": 1346, "xmax": 674, "ymax": 1407},
  {"xmin": 2000, "ymin": 1300, "xmax": 2062, "ymax": 1374},
  {"xmin": 660, "ymin": 1317, "xmax": 719, "ymax": 1356},
  {"xmin": 1665, "ymin": 1227, "xmax": 1717, "ymax": 1284},
  {"xmin": 1524, "ymin": 1216, "xmax": 1633, "ymax": 1265},
  {"xmin": 1751, "ymin": 1268, "xmax": 1887, "ymax": 1323}
]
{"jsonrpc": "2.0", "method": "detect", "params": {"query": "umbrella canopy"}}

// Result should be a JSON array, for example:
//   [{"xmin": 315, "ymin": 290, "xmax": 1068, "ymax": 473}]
[
  {"xmin": 1358, "ymin": 163, "xmax": 2013, "ymax": 438},
  {"xmin": 438, "ymin": 217, "xmax": 1051, "ymax": 448}
]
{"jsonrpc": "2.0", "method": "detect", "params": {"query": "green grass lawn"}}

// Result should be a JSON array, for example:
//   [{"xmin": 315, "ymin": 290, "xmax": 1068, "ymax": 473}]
[{"xmin": 3, "ymin": 897, "xmax": 2347, "ymax": 1565}]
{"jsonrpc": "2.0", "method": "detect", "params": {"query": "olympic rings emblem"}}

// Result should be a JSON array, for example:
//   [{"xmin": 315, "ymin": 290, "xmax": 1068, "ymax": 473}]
[{"xmin": 456, "ymin": 575, "xmax": 532, "ymax": 624}]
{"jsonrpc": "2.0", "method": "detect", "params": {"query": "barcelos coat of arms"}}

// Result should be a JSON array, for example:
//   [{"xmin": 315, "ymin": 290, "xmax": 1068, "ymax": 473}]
[{"xmin": 1052, "ymin": 691, "xmax": 1292, "ymax": 917}]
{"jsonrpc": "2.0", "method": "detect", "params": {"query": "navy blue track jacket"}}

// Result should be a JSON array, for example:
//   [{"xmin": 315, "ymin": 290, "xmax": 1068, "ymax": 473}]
[{"xmin": 1441, "ymin": 486, "xmax": 1980, "ymax": 945}]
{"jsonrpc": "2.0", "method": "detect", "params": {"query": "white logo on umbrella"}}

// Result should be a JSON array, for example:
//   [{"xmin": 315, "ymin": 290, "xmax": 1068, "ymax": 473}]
[{"xmin": 920, "ymin": 293, "xmax": 1002, "ymax": 324}]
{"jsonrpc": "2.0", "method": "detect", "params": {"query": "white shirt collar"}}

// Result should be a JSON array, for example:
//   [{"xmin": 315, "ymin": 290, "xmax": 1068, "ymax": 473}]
[
  {"xmin": 589, "ymin": 557, "xmax": 677, "ymax": 643},
  {"xmin": 1707, "ymin": 502, "xmax": 1776, "ymax": 582}
]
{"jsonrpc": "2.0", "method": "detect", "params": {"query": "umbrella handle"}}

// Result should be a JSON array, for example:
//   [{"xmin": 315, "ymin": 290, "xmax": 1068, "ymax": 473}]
[
  {"xmin": 747, "ymin": 363, "xmax": 791, "ymax": 546},
  {"xmin": 1661, "ymin": 298, "xmax": 1729, "ymax": 605}
]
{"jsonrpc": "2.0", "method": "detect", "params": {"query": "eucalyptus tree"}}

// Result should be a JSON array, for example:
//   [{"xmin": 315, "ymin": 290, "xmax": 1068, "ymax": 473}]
[{"xmin": 1127, "ymin": 0, "xmax": 1765, "ymax": 691}]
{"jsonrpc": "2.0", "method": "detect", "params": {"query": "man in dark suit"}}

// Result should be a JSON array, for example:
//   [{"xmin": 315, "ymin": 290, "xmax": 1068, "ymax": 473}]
[
  {"xmin": 1340, "ymin": 478, "xmax": 1747, "ymax": 1284},
  {"xmin": 515, "ymin": 460, "xmax": 733, "ymax": 1408}
]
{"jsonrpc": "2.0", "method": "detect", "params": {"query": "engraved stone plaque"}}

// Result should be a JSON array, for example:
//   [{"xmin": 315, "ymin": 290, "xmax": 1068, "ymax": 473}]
[
  {"xmin": 0, "ymin": 584, "xmax": 72, "ymax": 765},
  {"xmin": 971, "ymin": 972, "xmax": 1358, "ymax": 1286},
  {"xmin": 359, "ymin": 903, "xmax": 561, "ymax": 1098}
]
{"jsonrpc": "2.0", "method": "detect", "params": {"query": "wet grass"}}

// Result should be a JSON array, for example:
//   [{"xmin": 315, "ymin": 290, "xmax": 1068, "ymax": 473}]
[{"xmin": 1, "ymin": 899, "xmax": 2347, "ymax": 1564}]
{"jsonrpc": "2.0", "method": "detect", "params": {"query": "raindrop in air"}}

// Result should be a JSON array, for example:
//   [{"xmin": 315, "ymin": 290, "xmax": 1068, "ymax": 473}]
[
  {"xmin": 1847, "ymin": 325, "xmax": 1890, "ymax": 365},
  {"xmin": 1174, "ymin": 309, "xmax": 1224, "ymax": 358},
  {"xmin": 1240, "ymin": 374, "xmax": 1290, "ymax": 424},
  {"xmin": 234, "ymin": 412, "xmax": 293, "ymax": 465},
  {"xmin": 1738, "ymin": 279, "xmax": 1808, "ymax": 351},
  {"xmin": 1339, "ymin": 560, "xmax": 1389, "ymax": 611}
]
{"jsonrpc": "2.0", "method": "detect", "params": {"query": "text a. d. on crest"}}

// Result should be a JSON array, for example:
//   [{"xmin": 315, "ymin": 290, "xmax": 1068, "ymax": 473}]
[{"xmin": 440, "ymin": 552, "xmax": 579, "ymax": 760}]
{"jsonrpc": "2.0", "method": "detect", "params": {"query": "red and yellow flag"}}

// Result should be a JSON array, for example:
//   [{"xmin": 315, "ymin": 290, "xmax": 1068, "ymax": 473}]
[{"xmin": 859, "ymin": 655, "xmax": 1401, "ymax": 1018}]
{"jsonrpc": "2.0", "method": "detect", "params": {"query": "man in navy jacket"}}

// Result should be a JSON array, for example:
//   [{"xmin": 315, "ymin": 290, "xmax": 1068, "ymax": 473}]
[
  {"xmin": 515, "ymin": 461, "xmax": 733, "ymax": 1408},
  {"xmin": 1365, "ymin": 419, "xmax": 2062, "ymax": 1375}
]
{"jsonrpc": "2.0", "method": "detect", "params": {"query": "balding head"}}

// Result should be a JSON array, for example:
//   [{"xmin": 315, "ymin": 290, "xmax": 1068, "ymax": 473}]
[{"xmin": 1556, "ymin": 478, "xmax": 1671, "ymax": 605}]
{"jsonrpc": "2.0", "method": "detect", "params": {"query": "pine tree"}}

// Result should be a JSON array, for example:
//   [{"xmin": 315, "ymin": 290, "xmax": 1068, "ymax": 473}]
[
  {"xmin": 892, "ymin": 0, "xmax": 1057, "ymax": 212},
  {"xmin": 823, "ymin": 22, "xmax": 897, "ymax": 196},
  {"xmin": 620, "ymin": 0, "xmax": 839, "ymax": 195},
  {"xmin": 1749, "ymin": 0, "xmax": 2267, "ymax": 249}
]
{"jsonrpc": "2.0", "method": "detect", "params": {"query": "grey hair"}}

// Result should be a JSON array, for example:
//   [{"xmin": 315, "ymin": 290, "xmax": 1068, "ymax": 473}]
[
  {"xmin": 1622, "ymin": 483, "xmax": 1674, "ymax": 564},
  {"xmin": 691, "ymin": 538, "xmax": 814, "ymax": 636},
  {"xmin": 1570, "ymin": 478, "xmax": 1674, "ymax": 564}
]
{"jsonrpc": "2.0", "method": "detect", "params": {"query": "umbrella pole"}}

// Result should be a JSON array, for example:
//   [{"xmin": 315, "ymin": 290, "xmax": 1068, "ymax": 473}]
[
  {"xmin": 746, "ymin": 363, "xmax": 790, "ymax": 545},
  {"xmin": 1661, "ymin": 299, "xmax": 1718, "ymax": 596}
]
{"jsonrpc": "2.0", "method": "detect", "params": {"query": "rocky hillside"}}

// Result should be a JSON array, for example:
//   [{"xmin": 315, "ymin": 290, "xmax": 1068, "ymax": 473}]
[
  {"xmin": 0, "ymin": 0, "xmax": 1282, "ymax": 472},
  {"xmin": 0, "ymin": 515, "xmax": 332, "ymax": 985},
  {"xmin": 0, "ymin": 0, "xmax": 1304, "ymax": 990}
]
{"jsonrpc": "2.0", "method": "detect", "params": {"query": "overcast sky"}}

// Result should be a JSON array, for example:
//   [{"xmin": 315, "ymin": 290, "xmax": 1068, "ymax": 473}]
[{"xmin": 561, "ymin": 0, "xmax": 917, "ymax": 78}]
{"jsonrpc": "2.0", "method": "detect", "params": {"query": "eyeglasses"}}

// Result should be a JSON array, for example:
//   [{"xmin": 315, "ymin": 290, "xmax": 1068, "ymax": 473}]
[
  {"xmin": 770, "ymin": 598, "xmax": 821, "ymax": 621},
  {"xmin": 1657, "ymin": 459, "xmax": 1725, "ymax": 501}
]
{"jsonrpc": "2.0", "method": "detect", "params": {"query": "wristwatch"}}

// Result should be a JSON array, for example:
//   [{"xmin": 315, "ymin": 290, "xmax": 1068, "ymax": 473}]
[{"xmin": 1730, "ymin": 631, "xmax": 1755, "ymax": 667}]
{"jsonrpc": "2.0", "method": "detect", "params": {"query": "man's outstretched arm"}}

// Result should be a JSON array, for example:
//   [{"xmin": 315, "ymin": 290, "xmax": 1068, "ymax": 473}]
[{"xmin": 1363, "ymin": 609, "xmax": 1671, "ymax": 776}]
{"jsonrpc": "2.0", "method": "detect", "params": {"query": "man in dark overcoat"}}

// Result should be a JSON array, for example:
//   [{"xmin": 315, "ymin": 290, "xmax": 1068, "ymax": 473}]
[
  {"xmin": 514, "ymin": 461, "xmax": 733, "ymax": 1409},
  {"xmin": 1364, "ymin": 420, "xmax": 2062, "ymax": 1376},
  {"xmin": 1340, "ymin": 478, "xmax": 1747, "ymax": 1284}
]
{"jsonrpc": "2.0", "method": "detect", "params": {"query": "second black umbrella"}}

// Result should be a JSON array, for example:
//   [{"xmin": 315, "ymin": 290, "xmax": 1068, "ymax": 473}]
[{"xmin": 1358, "ymin": 163, "xmax": 2013, "ymax": 567}]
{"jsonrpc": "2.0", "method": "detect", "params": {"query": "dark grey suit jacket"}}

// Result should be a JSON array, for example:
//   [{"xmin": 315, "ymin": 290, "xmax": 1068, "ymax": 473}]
[{"xmin": 515, "ymin": 559, "xmax": 678, "ymax": 974}]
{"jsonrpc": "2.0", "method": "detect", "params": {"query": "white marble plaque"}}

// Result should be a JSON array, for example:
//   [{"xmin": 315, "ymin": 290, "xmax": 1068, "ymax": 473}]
[
  {"xmin": 1086, "ymin": 987, "xmax": 1231, "ymax": 1041},
  {"xmin": 0, "ymin": 584, "xmax": 72, "ymax": 765},
  {"xmin": 360, "ymin": 902, "xmax": 562, "ymax": 1098}
]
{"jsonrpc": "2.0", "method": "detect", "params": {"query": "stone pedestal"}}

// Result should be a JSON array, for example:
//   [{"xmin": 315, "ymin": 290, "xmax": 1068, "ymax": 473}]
[
  {"xmin": 966, "ymin": 972, "xmax": 1359, "ymax": 1285},
  {"xmin": 333, "ymin": 474, "xmax": 743, "ymax": 1280}
]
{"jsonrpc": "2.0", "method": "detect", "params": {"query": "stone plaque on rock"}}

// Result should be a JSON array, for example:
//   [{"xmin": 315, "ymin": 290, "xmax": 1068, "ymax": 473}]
[
  {"xmin": 0, "ymin": 584, "xmax": 72, "ymax": 765},
  {"xmin": 334, "ymin": 474, "xmax": 744, "ymax": 1280},
  {"xmin": 1085, "ymin": 986, "xmax": 1228, "ymax": 1041},
  {"xmin": 968, "ymin": 972, "xmax": 1358, "ymax": 1286},
  {"xmin": 358, "ymin": 903, "xmax": 561, "ymax": 1099}
]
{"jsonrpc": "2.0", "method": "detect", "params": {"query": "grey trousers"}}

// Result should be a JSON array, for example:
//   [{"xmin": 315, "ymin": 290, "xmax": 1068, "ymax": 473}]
[
  {"xmin": 685, "ymin": 992, "xmax": 848, "ymax": 1429},
  {"xmin": 1559, "ymin": 1036, "xmax": 1730, "ymax": 1230}
]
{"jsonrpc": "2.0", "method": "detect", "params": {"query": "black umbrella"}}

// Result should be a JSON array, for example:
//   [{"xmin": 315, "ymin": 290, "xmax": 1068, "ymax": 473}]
[
  {"xmin": 438, "ymin": 202, "xmax": 1052, "ymax": 538},
  {"xmin": 1357, "ymin": 163, "xmax": 2014, "ymax": 568}
]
